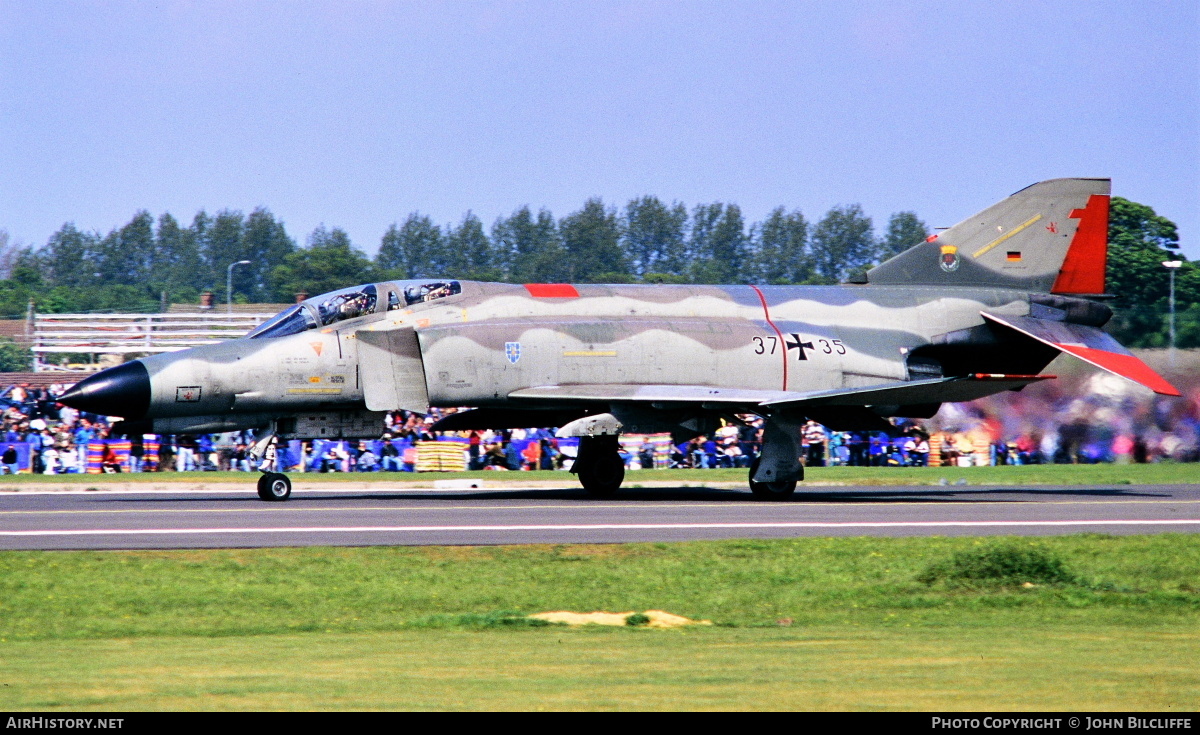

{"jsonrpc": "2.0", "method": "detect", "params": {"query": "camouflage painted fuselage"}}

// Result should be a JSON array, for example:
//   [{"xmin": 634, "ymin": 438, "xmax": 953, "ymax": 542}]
[
  {"xmin": 390, "ymin": 281, "xmax": 1039, "ymax": 406},
  {"xmin": 122, "ymin": 279, "xmax": 1059, "ymax": 435}
]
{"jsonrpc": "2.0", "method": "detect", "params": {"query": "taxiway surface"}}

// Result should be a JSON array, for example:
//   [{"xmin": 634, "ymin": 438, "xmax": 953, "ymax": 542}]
[{"xmin": 2, "ymin": 483, "xmax": 1199, "ymax": 550}]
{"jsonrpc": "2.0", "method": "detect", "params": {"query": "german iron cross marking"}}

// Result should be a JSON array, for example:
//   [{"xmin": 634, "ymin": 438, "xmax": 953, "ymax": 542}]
[{"xmin": 786, "ymin": 334, "xmax": 814, "ymax": 361}]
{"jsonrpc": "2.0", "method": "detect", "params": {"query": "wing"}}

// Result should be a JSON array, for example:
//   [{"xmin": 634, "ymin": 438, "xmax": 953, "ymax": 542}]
[
  {"xmin": 507, "ymin": 375, "xmax": 1051, "ymax": 408},
  {"xmin": 508, "ymin": 384, "xmax": 793, "ymax": 406},
  {"xmin": 500, "ymin": 376, "xmax": 1051, "ymax": 433}
]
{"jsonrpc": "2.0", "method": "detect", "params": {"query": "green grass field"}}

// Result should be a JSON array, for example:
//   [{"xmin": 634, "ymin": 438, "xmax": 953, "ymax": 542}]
[
  {"xmin": 0, "ymin": 461, "xmax": 1197, "ymax": 486},
  {"xmin": 4, "ymin": 626, "xmax": 1196, "ymax": 711},
  {"xmin": 2, "ymin": 535, "xmax": 1199, "ymax": 710}
]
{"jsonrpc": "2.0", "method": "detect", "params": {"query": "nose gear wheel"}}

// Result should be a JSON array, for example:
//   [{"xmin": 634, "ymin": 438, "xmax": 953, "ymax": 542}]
[{"xmin": 257, "ymin": 472, "xmax": 292, "ymax": 501}]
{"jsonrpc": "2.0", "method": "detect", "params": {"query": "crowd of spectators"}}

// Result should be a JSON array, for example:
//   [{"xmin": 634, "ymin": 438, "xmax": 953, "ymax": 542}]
[
  {"xmin": 923, "ymin": 359, "xmax": 1200, "ymax": 466},
  {"xmin": 0, "ymin": 357, "xmax": 1197, "ymax": 475}
]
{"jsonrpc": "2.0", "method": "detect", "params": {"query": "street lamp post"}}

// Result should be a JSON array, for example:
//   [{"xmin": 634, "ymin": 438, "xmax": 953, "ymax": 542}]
[
  {"xmin": 228, "ymin": 259, "xmax": 252, "ymax": 314},
  {"xmin": 1163, "ymin": 260, "xmax": 1182, "ymax": 364}
]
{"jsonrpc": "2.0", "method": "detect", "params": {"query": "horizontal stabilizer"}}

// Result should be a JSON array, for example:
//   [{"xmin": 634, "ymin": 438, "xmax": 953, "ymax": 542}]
[{"xmin": 982, "ymin": 312, "xmax": 1180, "ymax": 396}]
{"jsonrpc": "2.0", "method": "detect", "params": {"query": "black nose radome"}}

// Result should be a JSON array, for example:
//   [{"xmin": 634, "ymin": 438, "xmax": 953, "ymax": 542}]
[{"xmin": 58, "ymin": 361, "xmax": 151, "ymax": 419}]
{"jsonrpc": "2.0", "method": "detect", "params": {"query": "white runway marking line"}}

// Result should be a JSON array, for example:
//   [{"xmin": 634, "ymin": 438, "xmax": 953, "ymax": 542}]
[
  {"xmin": 2, "ymin": 499, "xmax": 1199, "ymax": 516},
  {"xmin": 0, "ymin": 487, "xmax": 498, "ymax": 496},
  {"xmin": 4, "ymin": 519, "xmax": 1200, "ymax": 537},
  {"xmin": 0, "ymin": 497, "xmax": 1195, "ymax": 514}
]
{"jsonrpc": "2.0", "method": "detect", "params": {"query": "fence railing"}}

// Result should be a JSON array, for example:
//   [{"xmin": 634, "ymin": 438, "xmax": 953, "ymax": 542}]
[{"xmin": 31, "ymin": 312, "xmax": 275, "ymax": 370}]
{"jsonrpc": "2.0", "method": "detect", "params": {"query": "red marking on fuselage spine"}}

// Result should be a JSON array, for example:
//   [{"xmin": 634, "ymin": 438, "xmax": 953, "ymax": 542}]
[
  {"xmin": 524, "ymin": 283, "xmax": 580, "ymax": 298},
  {"xmin": 1051, "ymin": 194, "xmax": 1110, "ymax": 295},
  {"xmin": 750, "ymin": 285, "xmax": 788, "ymax": 391},
  {"xmin": 1054, "ymin": 344, "xmax": 1180, "ymax": 396}
]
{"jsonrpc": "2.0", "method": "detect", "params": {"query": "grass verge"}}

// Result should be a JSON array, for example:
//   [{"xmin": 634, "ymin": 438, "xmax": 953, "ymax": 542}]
[
  {"xmin": 1, "ymin": 535, "xmax": 1198, "ymax": 710},
  {"xmin": 3, "ymin": 536, "xmax": 1198, "ymax": 639},
  {"xmin": 2, "ymin": 626, "xmax": 1197, "ymax": 711}
]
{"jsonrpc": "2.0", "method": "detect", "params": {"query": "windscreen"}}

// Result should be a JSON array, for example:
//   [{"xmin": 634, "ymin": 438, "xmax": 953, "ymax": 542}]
[
  {"xmin": 248, "ymin": 283, "xmax": 378, "ymax": 339},
  {"xmin": 247, "ymin": 305, "xmax": 318, "ymax": 339},
  {"xmin": 248, "ymin": 281, "xmax": 457, "ymax": 339}
]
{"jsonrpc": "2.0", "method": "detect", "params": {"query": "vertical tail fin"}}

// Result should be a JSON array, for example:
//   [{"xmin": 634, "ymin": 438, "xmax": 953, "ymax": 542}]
[{"xmin": 867, "ymin": 178, "xmax": 1111, "ymax": 294}]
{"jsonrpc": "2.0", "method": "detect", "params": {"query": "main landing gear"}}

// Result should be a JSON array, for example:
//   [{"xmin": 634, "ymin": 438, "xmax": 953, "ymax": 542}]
[
  {"xmin": 746, "ymin": 414, "xmax": 804, "ymax": 500},
  {"xmin": 257, "ymin": 472, "xmax": 292, "ymax": 501},
  {"xmin": 572, "ymin": 435, "xmax": 625, "ymax": 497},
  {"xmin": 747, "ymin": 457, "xmax": 798, "ymax": 500}
]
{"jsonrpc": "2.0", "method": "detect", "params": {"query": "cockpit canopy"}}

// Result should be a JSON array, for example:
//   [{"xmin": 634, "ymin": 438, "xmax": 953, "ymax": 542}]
[{"xmin": 248, "ymin": 280, "xmax": 462, "ymax": 339}]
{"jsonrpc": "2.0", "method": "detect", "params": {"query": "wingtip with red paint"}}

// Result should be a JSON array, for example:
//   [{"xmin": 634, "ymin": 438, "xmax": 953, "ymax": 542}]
[{"xmin": 1056, "ymin": 344, "xmax": 1181, "ymax": 396}]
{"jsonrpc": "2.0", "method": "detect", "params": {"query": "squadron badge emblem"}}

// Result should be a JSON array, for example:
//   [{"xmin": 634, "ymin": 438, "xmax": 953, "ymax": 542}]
[
  {"xmin": 505, "ymin": 342, "xmax": 521, "ymax": 364},
  {"xmin": 939, "ymin": 244, "xmax": 960, "ymax": 273}
]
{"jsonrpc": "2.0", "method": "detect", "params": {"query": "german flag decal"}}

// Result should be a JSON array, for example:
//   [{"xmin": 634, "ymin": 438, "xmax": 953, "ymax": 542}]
[{"xmin": 1006, "ymin": 251, "xmax": 1023, "ymax": 262}]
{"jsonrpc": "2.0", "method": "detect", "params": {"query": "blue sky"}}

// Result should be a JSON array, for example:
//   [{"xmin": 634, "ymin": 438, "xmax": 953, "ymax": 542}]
[{"xmin": 2, "ymin": 0, "xmax": 1197, "ymax": 259}]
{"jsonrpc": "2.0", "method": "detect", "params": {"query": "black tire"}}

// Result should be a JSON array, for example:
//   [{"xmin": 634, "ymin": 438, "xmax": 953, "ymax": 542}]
[
  {"xmin": 574, "ymin": 436, "xmax": 626, "ymax": 498},
  {"xmin": 578, "ymin": 446, "xmax": 633, "ymax": 499},
  {"xmin": 579, "ymin": 451, "xmax": 625, "ymax": 497},
  {"xmin": 747, "ymin": 457, "xmax": 798, "ymax": 500},
  {"xmin": 257, "ymin": 472, "xmax": 292, "ymax": 502}
]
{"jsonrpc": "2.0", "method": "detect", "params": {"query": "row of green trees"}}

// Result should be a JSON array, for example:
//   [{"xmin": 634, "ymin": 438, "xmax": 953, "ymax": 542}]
[
  {"xmin": 1103, "ymin": 198, "xmax": 1199, "ymax": 348},
  {"xmin": 0, "ymin": 208, "xmax": 293, "ymax": 314},
  {"xmin": 375, "ymin": 200, "xmax": 928, "ymax": 289},
  {"xmin": 0, "ymin": 195, "xmax": 1193, "ymax": 349},
  {"xmin": 0, "ymin": 197, "xmax": 929, "ymax": 315}
]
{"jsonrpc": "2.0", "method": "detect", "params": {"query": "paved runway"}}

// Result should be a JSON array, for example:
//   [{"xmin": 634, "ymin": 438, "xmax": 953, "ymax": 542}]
[{"xmin": 1, "ymin": 483, "xmax": 1199, "ymax": 550}]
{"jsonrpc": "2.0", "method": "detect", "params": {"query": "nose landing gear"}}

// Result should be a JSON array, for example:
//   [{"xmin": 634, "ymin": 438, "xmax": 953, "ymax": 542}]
[
  {"xmin": 257, "ymin": 472, "xmax": 292, "ymax": 501},
  {"xmin": 250, "ymin": 428, "xmax": 292, "ymax": 502}
]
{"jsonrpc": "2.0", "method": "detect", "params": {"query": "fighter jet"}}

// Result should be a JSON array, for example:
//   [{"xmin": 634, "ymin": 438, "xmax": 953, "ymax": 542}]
[{"xmin": 58, "ymin": 178, "xmax": 1178, "ymax": 501}]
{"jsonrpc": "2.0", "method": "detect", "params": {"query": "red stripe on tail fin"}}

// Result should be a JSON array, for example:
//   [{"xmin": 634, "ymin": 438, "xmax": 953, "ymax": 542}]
[{"xmin": 1051, "ymin": 194, "xmax": 1110, "ymax": 295}]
